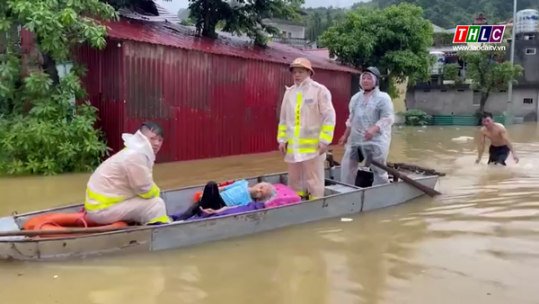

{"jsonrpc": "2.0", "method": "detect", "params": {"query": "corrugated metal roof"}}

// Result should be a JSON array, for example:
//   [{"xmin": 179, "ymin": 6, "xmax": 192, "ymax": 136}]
[
  {"xmin": 304, "ymin": 48, "xmax": 331, "ymax": 59},
  {"xmin": 118, "ymin": 2, "xmax": 180, "ymax": 23},
  {"xmin": 104, "ymin": 19, "xmax": 360, "ymax": 74}
]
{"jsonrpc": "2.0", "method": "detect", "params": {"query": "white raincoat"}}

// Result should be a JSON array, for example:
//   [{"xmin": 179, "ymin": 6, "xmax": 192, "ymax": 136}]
[
  {"xmin": 277, "ymin": 78, "xmax": 336, "ymax": 198},
  {"xmin": 84, "ymin": 131, "xmax": 169, "ymax": 225},
  {"xmin": 341, "ymin": 87, "xmax": 394, "ymax": 186}
]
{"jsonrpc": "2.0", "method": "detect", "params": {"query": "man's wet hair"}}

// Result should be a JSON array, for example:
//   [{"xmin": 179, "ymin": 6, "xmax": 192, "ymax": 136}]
[
  {"xmin": 481, "ymin": 112, "xmax": 493, "ymax": 119},
  {"xmin": 140, "ymin": 122, "xmax": 163, "ymax": 137}
]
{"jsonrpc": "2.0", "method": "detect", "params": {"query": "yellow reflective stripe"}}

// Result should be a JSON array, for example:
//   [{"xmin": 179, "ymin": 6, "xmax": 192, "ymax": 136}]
[
  {"xmin": 294, "ymin": 93, "xmax": 302, "ymax": 138},
  {"xmin": 298, "ymin": 138, "xmax": 318, "ymax": 144},
  {"xmin": 319, "ymin": 132, "xmax": 332, "ymax": 142},
  {"xmin": 139, "ymin": 183, "xmax": 160, "ymax": 199},
  {"xmin": 296, "ymin": 191, "xmax": 305, "ymax": 196},
  {"xmin": 278, "ymin": 125, "xmax": 287, "ymax": 131},
  {"xmin": 84, "ymin": 188, "xmax": 124, "ymax": 211},
  {"xmin": 309, "ymin": 196, "xmax": 319, "ymax": 200},
  {"xmin": 277, "ymin": 132, "xmax": 287, "ymax": 139},
  {"xmin": 147, "ymin": 215, "xmax": 170, "ymax": 224},
  {"xmin": 319, "ymin": 124, "xmax": 334, "ymax": 144},
  {"xmin": 287, "ymin": 147, "xmax": 317, "ymax": 154},
  {"xmin": 321, "ymin": 125, "xmax": 334, "ymax": 132}
]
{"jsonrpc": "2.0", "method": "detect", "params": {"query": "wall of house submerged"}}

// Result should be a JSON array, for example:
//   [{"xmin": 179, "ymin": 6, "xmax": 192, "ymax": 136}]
[{"xmin": 75, "ymin": 40, "xmax": 353, "ymax": 163}]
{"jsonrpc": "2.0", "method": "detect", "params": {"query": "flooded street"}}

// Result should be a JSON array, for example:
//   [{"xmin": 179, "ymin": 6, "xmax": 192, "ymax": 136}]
[{"xmin": 2, "ymin": 125, "xmax": 539, "ymax": 303}]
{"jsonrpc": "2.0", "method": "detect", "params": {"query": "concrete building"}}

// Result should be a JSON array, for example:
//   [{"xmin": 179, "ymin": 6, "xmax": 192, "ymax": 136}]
[
  {"xmin": 264, "ymin": 18, "xmax": 305, "ymax": 39},
  {"xmin": 264, "ymin": 16, "xmax": 316, "ymax": 49}
]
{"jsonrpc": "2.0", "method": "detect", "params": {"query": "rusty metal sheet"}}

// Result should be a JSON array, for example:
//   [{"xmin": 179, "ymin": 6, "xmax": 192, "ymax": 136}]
[{"xmin": 104, "ymin": 19, "xmax": 360, "ymax": 74}]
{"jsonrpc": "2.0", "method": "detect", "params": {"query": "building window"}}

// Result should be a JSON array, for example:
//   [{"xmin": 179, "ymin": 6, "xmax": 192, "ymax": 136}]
[
  {"xmin": 523, "ymin": 98, "xmax": 534, "ymax": 104},
  {"xmin": 525, "ymin": 48, "xmax": 536, "ymax": 55}
]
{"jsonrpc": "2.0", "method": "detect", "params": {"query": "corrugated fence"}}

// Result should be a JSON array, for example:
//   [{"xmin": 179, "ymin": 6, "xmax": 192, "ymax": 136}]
[{"xmin": 75, "ymin": 40, "xmax": 352, "ymax": 163}]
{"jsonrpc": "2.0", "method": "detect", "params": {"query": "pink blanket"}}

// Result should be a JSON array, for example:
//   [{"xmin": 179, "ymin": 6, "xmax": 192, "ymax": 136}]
[{"xmin": 265, "ymin": 184, "xmax": 301, "ymax": 208}]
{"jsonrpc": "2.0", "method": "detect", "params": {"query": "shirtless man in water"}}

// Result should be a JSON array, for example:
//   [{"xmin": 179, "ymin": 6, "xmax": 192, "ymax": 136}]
[{"xmin": 476, "ymin": 112, "xmax": 519, "ymax": 165}]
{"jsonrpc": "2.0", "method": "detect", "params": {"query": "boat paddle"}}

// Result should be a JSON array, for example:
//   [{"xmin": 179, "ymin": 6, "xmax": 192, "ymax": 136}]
[
  {"xmin": 363, "ymin": 150, "xmax": 441, "ymax": 197},
  {"xmin": 0, "ymin": 226, "xmax": 138, "ymax": 238}
]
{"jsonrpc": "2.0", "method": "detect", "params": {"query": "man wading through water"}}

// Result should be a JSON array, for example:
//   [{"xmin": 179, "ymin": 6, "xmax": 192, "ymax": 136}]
[
  {"xmin": 476, "ymin": 112, "xmax": 519, "ymax": 165},
  {"xmin": 277, "ymin": 58, "xmax": 336, "ymax": 200},
  {"xmin": 338, "ymin": 67, "xmax": 394, "ymax": 186}
]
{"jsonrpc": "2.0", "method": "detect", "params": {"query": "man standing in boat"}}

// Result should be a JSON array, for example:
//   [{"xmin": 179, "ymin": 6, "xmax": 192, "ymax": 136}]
[
  {"xmin": 338, "ymin": 67, "xmax": 394, "ymax": 186},
  {"xmin": 84, "ymin": 122, "xmax": 170, "ymax": 225},
  {"xmin": 277, "ymin": 58, "xmax": 336, "ymax": 200},
  {"xmin": 476, "ymin": 112, "xmax": 519, "ymax": 165}
]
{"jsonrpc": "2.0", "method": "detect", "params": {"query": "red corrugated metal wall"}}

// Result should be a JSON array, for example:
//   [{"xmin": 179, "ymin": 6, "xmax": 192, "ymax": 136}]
[
  {"xmin": 119, "ymin": 41, "xmax": 351, "ymax": 163},
  {"xmin": 73, "ymin": 41, "xmax": 126, "ymax": 153}
]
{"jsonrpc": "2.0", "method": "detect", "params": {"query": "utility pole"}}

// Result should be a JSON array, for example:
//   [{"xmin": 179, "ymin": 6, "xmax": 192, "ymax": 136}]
[{"xmin": 506, "ymin": 0, "xmax": 517, "ymax": 124}]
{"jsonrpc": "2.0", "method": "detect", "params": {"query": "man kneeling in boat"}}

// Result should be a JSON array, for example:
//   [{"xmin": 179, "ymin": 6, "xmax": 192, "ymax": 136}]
[
  {"xmin": 172, "ymin": 180, "xmax": 277, "ymax": 220},
  {"xmin": 84, "ymin": 122, "xmax": 170, "ymax": 225}
]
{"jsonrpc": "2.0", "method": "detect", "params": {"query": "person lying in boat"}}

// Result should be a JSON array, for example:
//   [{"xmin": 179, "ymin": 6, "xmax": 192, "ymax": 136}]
[
  {"xmin": 172, "ymin": 180, "xmax": 277, "ymax": 221},
  {"xmin": 84, "ymin": 122, "xmax": 170, "ymax": 226}
]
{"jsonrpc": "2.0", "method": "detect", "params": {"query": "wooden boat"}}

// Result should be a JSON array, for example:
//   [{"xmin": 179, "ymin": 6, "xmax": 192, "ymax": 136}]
[{"xmin": 0, "ymin": 163, "xmax": 442, "ymax": 260}]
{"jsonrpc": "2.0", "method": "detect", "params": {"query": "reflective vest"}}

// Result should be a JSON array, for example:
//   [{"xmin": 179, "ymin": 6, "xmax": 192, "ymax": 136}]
[{"xmin": 277, "ymin": 78, "xmax": 336, "ymax": 163}]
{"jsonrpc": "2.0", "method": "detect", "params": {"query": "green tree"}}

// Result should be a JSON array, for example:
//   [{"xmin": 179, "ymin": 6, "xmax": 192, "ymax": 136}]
[
  {"xmin": 0, "ymin": 0, "xmax": 118, "ymax": 175},
  {"xmin": 303, "ymin": 7, "xmax": 346, "ymax": 44},
  {"xmin": 442, "ymin": 63, "xmax": 461, "ymax": 83},
  {"xmin": 320, "ymin": 3, "xmax": 434, "ymax": 97},
  {"xmin": 306, "ymin": 11, "xmax": 323, "ymax": 42},
  {"xmin": 187, "ymin": 0, "xmax": 304, "ymax": 46},
  {"xmin": 370, "ymin": 0, "xmax": 537, "ymax": 28},
  {"xmin": 444, "ymin": 49, "xmax": 523, "ymax": 113},
  {"xmin": 325, "ymin": 9, "xmax": 333, "ymax": 30}
]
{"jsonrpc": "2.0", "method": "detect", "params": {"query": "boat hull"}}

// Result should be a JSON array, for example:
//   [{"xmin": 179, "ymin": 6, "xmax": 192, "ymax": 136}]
[{"xmin": 0, "ymin": 167, "xmax": 438, "ymax": 260}]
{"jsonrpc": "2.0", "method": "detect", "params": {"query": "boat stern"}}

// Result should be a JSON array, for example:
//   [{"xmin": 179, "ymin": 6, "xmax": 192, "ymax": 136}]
[{"xmin": 0, "ymin": 216, "xmax": 24, "ymax": 241}]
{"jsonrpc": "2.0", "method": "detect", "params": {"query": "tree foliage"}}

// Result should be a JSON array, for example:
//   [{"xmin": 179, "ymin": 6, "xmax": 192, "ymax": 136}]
[
  {"xmin": 320, "ymin": 4, "xmax": 434, "ymax": 89},
  {"xmin": 303, "ymin": 7, "xmax": 346, "ymax": 45},
  {"xmin": 187, "ymin": 0, "xmax": 304, "ymax": 46},
  {"xmin": 303, "ymin": 0, "xmax": 538, "ymax": 42},
  {"xmin": 0, "ymin": 0, "xmax": 118, "ymax": 174},
  {"xmin": 369, "ymin": 0, "xmax": 538, "ymax": 29},
  {"xmin": 442, "ymin": 63, "xmax": 461, "ymax": 83},
  {"xmin": 444, "ymin": 48, "xmax": 523, "ymax": 112}
]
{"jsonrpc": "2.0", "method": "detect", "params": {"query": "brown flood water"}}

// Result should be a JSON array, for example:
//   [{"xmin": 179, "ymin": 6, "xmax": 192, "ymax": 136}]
[{"xmin": 2, "ymin": 125, "xmax": 539, "ymax": 304}]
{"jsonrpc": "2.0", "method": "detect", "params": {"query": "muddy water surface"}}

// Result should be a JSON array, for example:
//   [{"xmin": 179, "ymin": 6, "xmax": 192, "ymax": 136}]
[{"xmin": 2, "ymin": 125, "xmax": 539, "ymax": 304}]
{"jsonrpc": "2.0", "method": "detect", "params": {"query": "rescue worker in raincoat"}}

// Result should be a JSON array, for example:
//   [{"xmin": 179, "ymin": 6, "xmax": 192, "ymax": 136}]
[
  {"xmin": 277, "ymin": 58, "xmax": 336, "ymax": 199},
  {"xmin": 84, "ymin": 122, "xmax": 170, "ymax": 225},
  {"xmin": 338, "ymin": 67, "xmax": 394, "ymax": 186}
]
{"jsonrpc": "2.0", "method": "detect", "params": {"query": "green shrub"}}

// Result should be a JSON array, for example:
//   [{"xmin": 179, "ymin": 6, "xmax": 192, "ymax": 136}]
[
  {"xmin": 398, "ymin": 109, "xmax": 432, "ymax": 126},
  {"xmin": 0, "ymin": 69, "xmax": 110, "ymax": 175}
]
